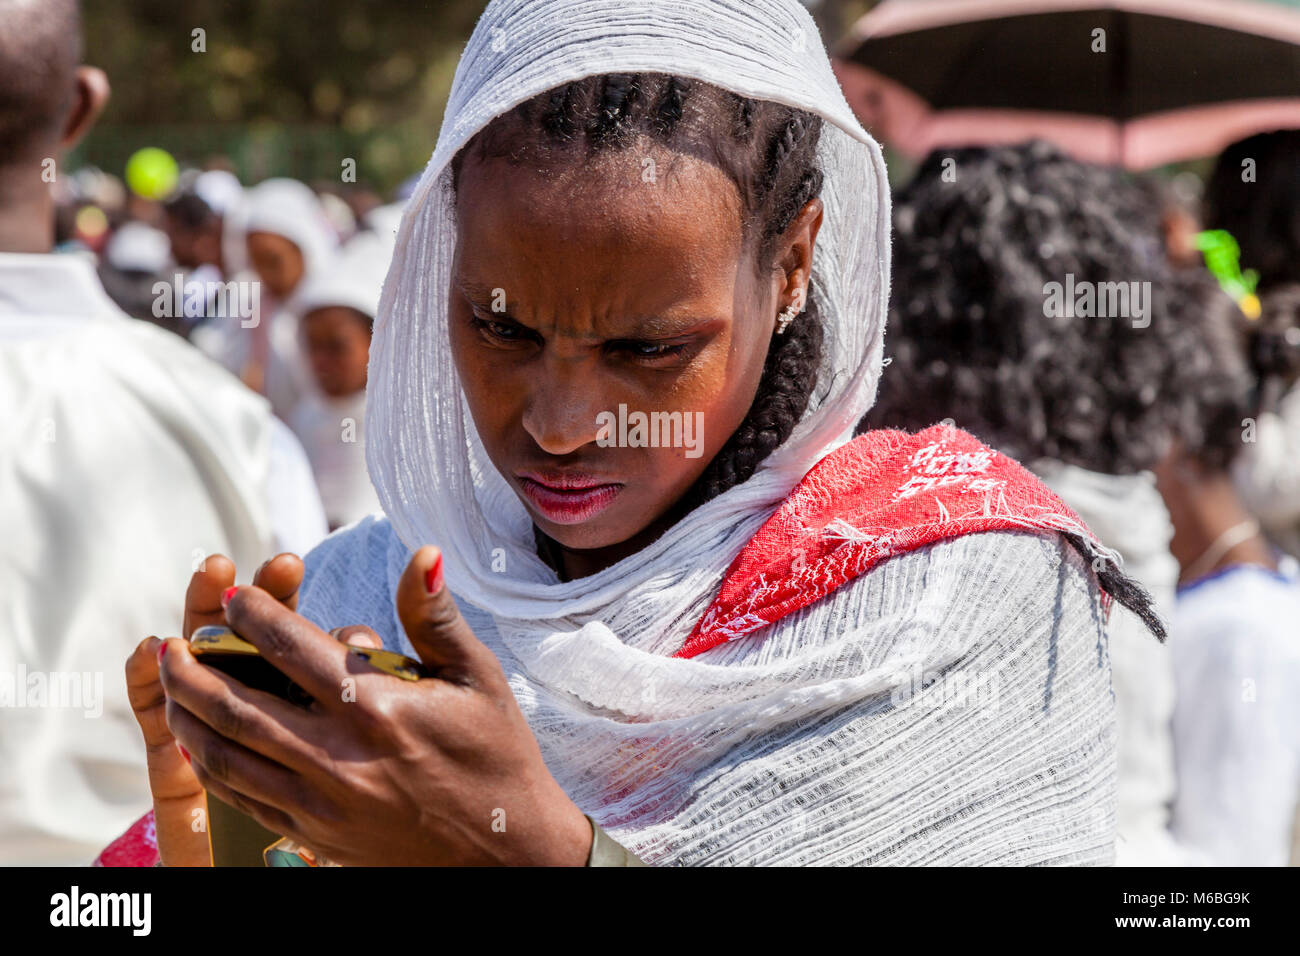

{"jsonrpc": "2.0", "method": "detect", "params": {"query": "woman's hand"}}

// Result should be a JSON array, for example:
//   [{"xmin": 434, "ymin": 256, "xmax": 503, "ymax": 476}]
[
  {"xmin": 127, "ymin": 553, "xmax": 306, "ymax": 866},
  {"xmin": 157, "ymin": 547, "xmax": 593, "ymax": 866}
]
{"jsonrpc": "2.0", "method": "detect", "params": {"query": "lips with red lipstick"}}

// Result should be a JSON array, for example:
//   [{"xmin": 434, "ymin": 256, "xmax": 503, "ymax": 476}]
[{"xmin": 516, "ymin": 470, "xmax": 625, "ymax": 525}]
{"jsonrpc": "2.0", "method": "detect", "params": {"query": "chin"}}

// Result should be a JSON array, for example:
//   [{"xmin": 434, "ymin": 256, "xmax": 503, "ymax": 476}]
[{"xmin": 533, "ymin": 513, "xmax": 637, "ymax": 552}]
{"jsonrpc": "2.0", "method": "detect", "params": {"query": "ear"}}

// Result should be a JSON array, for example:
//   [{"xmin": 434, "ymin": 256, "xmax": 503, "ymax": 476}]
[
  {"xmin": 772, "ymin": 197, "xmax": 824, "ymax": 318},
  {"xmin": 58, "ymin": 66, "xmax": 110, "ymax": 152}
]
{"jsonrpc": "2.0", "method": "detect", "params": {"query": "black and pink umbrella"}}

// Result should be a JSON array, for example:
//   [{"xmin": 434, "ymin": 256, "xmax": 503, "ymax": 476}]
[{"xmin": 835, "ymin": 0, "xmax": 1300, "ymax": 168}]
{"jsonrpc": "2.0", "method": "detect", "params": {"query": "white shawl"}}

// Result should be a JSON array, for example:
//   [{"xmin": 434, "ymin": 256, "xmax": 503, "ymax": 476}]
[{"xmin": 300, "ymin": 0, "xmax": 1117, "ymax": 865}]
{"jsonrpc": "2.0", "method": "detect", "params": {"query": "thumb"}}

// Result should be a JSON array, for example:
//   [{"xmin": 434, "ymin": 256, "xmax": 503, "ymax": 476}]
[{"xmin": 396, "ymin": 546, "xmax": 493, "ymax": 684}]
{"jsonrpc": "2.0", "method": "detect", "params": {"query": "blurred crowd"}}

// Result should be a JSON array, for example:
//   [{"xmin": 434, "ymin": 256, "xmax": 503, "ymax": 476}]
[{"xmin": 53, "ymin": 156, "xmax": 413, "ymax": 532}]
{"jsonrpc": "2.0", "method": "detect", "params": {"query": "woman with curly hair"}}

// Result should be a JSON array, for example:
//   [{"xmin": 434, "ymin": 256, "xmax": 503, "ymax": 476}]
[
  {"xmin": 862, "ymin": 142, "xmax": 1200, "ymax": 865},
  {"xmin": 101, "ymin": 1, "xmax": 1154, "ymax": 867}
]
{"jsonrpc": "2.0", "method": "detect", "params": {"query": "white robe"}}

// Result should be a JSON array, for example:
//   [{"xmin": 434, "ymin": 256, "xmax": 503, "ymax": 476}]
[
  {"xmin": 1171, "ymin": 560, "xmax": 1300, "ymax": 866},
  {"xmin": 0, "ymin": 251, "xmax": 326, "ymax": 865},
  {"xmin": 1034, "ymin": 462, "xmax": 1189, "ymax": 866},
  {"xmin": 290, "ymin": 390, "xmax": 381, "ymax": 530}
]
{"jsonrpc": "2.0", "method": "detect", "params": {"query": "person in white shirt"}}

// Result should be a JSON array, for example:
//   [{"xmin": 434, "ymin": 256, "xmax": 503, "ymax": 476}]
[
  {"xmin": 289, "ymin": 231, "xmax": 390, "ymax": 529},
  {"xmin": 1154, "ymin": 283, "xmax": 1300, "ymax": 867},
  {"xmin": 0, "ymin": 0, "xmax": 327, "ymax": 865}
]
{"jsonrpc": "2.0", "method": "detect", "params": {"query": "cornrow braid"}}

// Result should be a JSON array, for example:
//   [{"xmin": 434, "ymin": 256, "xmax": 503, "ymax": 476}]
[
  {"xmin": 652, "ymin": 76, "xmax": 691, "ymax": 137},
  {"xmin": 588, "ymin": 73, "xmax": 640, "ymax": 145},
  {"xmin": 451, "ymin": 73, "xmax": 826, "ymax": 509},
  {"xmin": 540, "ymin": 83, "xmax": 578, "ymax": 140}
]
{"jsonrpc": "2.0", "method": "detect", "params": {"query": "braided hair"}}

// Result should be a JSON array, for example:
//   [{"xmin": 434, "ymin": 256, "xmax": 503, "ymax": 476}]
[{"xmin": 450, "ymin": 73, "xmax": 825, "ymax": 510}]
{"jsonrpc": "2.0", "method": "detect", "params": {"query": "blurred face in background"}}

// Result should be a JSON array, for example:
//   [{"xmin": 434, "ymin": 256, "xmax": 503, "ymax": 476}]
[
  {"xmin": 247, "ymin": 230, "xmax": 306, "ymax": 300},
  {"xmin": 164, "ymin": 213, "xmax": 221, "ymax": 271},
  {"xmin": 301, "ymin": 305, "xmax": 371, "ymax": 398}
]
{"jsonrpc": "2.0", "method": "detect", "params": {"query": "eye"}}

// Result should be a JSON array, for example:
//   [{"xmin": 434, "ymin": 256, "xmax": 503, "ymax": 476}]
[
  {"xmin": 469, "ymin": 313, "xmax": 536, "ymax": 346},
  {"xmin": 608, "ymin": 339, "xmax": 691, "ymax": 364}
]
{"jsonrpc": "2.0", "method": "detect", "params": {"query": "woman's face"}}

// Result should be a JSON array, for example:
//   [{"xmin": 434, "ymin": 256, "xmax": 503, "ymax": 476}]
[
  {"xmin": 246, "ymin": 231, "xmax": 306, "ymax": 300},
  {"xmin": 450, "ymin": 149, "xmax": 819, "ymax": 568}
]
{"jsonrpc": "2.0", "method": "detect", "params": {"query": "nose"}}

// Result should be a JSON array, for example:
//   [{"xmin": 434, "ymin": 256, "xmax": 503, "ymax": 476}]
[{"xmin": 520, "ymin": 361, "xmax": 605, "ymax": 456}]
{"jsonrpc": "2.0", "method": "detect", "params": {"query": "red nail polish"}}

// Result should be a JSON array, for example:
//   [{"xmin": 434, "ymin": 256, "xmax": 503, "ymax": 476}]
[
  {"xmin": 221, "ymin": 586, "xmax": 238, "ymax": 609},
  {"xmin": 425, "ymin": 553, "xmax": 444, "ymax": 595},
  {"xmin": 157, "ymin": 641, "xmax": 167, "ymax": 662},
  {"xmin": 177, "ymin": 744, "xmax": 190, "ymax": 765}
]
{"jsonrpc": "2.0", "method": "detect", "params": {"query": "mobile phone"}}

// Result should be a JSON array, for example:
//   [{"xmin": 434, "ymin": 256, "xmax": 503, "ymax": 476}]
[
  {"xmin": 188, "ymin": 624, "xmax": 313, "ymax": 705},
  {"xmin": 189, "ymin": 624, "xmax": 429, "ymax": 702},
  {"xmin": 186, "ymin": 624, "xmax": 428, "ymax": 865}
]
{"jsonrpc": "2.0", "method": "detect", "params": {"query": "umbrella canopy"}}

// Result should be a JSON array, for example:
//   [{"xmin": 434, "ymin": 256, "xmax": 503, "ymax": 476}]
[{"xmin": 835, "ymin": 0, "xmax": 1300, "ymax": 168}]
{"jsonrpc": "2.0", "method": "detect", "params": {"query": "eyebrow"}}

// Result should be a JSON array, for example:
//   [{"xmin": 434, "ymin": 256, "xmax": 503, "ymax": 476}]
[{"xmin": 454, "ymin": 280, "xmax": 721, "ymax": 339}]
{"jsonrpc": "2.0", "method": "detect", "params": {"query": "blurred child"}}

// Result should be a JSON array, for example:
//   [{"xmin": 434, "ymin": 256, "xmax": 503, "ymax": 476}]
[{"xmin": 289, "ymin": 232, "xmax": 387, "ymax": 529}]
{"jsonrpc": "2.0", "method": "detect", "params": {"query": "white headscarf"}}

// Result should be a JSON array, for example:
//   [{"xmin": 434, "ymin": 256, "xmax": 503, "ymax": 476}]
[
  {"xmin": 296, "ymin": 230, "xmax": 392, "ymax": 322},
  {"xmin": 240, "ymin": 178, "xmax": 338, "ymax": 281},
  {"xmin": 367, "ymin": 0, "xmax": 891, "ymax": 620}
]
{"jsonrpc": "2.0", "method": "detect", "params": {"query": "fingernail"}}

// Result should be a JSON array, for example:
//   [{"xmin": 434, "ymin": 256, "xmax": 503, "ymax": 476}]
[
  {"xmin": 157, "ymin": 641, "xmax": 167, "ymax": 663},
  {"xmin": 221, "ymin": 586, "xmax": 238, "ymax": 609},
  {"xmin": 425, "ymin": 552, "xmax": 444, "ymax": 595},
  {"xmin": 177, "ymin": 743, "xmax": 190, "ymax": 765}
]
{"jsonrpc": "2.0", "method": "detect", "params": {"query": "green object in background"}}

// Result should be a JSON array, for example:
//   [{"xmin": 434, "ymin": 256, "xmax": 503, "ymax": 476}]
[
  {"xmin": 1196, "ymin": 229, "xmax": 1262, "ymax": 319},
  {"xmin": 124, "ymin": 147, "xmax": 179, "ymax": 200}
]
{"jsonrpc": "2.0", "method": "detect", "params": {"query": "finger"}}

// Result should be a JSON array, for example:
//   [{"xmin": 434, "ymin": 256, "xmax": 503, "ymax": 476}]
[
  {"xmin": 184, "ymin": 554, "xmax": 236, "ymax": 640},
  {"xmin": 221, "ymin": 586, "xmax": 351, "ymax": 707},
  {"xmin": 252, "ymin": 553, "xmax": 304, "ymax": 612},
  {"xmin": 166, "ymin": 699, "xmax": 324, "ymax": 828},
  {"xmin": 189, "ymin": 764, "xmax": 301, "ymax": 845},
  {"xmin": 125, "ymin": 636, "xmax": 171, "ymax": 745},
  {"xmin": 329, "ymin": 625, "xmax": 383, "ymax": 650},
  {"xmin": 127, "ymin": 637, "xmax": 202, "ymax": 802},
  {"xmin": 159, "ymin": 635, "xmax": 322, "ymax": 769},
  {"xmin": 396, "ymin": 547, "xmax": 495, "ymax": 684}
]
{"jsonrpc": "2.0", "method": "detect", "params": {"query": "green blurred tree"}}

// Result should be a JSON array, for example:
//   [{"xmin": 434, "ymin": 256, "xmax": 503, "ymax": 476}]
[
  {"xmin": 77, "ymin": 0, "xmax": 490, "ymax": 192},
  {"xmin": 74, "ymin": 0, "xmax": 873, "ymax": 193}
]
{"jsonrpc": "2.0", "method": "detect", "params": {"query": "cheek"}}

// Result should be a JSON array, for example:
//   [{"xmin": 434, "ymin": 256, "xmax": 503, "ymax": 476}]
[
  {"xmin": 447, "ymin": 314, "xmax": 516, "ymax": 440},
  {"xmin": 676, "ymin": 329, "xmax": 768, "ymax": 450}
]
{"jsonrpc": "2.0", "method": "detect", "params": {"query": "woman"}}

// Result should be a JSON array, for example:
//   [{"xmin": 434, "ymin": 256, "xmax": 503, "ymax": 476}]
[
  {"xmin": 1154, "ymin": 284, "xmax": 1300, "ymax": 867},
  {"xmin": 861, "ymin": 143, "xmax": 1203, "ymax": 865},
  {"xmin": 103, "ymin": 0, "xmax": 1155, "ymax": 867}
]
